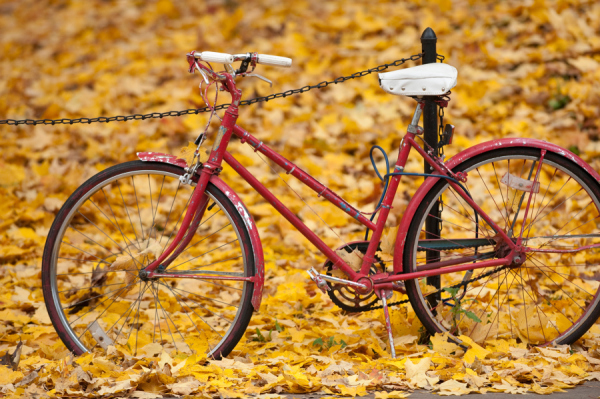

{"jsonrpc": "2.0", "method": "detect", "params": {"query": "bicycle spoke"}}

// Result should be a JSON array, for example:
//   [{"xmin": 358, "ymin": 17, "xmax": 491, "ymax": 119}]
[
  {"xmin": 131, "ymin": 176, "xmax": 146, "ymax": 243},
  {"xmin": 157, "ymin": 281, "xmax": 234, "ymax": 325},
  {"xmin": 406, "ymin": 150, "xmax": 600, "ymax": 347},
  {"xmin": 170, "ymin": 239, "xmax": 239, "ymax": 269},
  {"xmin": 74, "ymin": 281, "xmax": 138, "ymax": 337},
  {"xmin": 46, "ymin": 165, "xmax": 255, "ymax": 358},
  {"xmin": 150, "ymin": 283, "xmax": 186, "ymax": 352},
  {"xmin": 476, "ymin": 167, "xmax": 509, "ymax": 229},
  {"xmin": 491, "ymin": 162, "xmax": 509, "ymax": 232},
  {"xmin": 526, "ymin": 256, "xmax": 586, "ymax": 311},
  {"xmin": 57, "ymin": 257, "xmax": 111, "ymax": 266},
  {"xmin": 65, "ymin": 282, "xmax": 135, "ymax": 316},
  {"xmin": 128, "ymin": 280, "xmax": 147, "ymax": 355},
  {"xmin": 162, "ymin": 282, "xmax": 239, "ymax": 308},
  {"xmin": 58, "ymin": 281, "xmax": 131, "ymax": 294},
  {"xmin": 76, "ymin": 211, "xmax": 127, "ymax": 253},
  {"xmin": 160, "ymin": 282, "xmax": 217, "ymax": 353},
  {"xmin": 527, "ymin": 255, "xmax": 595, "ymax": 298},
  {"xmin": 160, "ymin": 186, "xmax": 191, "ymax": 252},
  {"xmin": 61, "ymin": 241, "xmax": 114, "ymax": 265},
  {"xmin": 88, "ymin": 198, "xmax": 139, "ymax": 254},
  {"xmin": 99, "ymin": 189, "xmax": 144, "ymax": 270},
  {"xmin": 164, "ymin": 215, "xmax": 229, "ymax": 271},
  {"xmin": 158, "ymin": 182, "xmax": 181, "ymax": 245}
]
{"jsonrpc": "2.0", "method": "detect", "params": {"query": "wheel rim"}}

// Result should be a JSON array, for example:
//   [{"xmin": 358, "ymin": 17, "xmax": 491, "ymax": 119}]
[
  {"xmin": 408, "ymin": 151, "xmax": 600, "ymax": 346},
  {"xmin": 48, "ymin": 167, "xmax": 252, "ymax": 357}
]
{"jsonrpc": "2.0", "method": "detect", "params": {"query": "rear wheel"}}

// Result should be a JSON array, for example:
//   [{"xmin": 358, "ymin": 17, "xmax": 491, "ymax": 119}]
[
  {"xmin": 404, "ymin": 147, "xmax": 600, "ymax": 346},
  {"xmin": 42, "ymin": 161, "xmax": 256, "ymax": 359}
]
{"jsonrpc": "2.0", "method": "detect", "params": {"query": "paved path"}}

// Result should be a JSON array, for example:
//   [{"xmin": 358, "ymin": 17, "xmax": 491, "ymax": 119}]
[{"xmin": 284, "ymin": 382, "xmax": 600, "ymax": 398}]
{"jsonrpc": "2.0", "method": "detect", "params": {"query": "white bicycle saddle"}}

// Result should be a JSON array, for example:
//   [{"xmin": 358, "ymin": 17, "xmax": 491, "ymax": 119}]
[{"xmin": 378, "ymin": 63, "xmax": 457, "ymax": 97}]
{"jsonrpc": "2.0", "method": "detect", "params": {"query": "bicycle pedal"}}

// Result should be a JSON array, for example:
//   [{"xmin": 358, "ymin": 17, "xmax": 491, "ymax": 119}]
[{"xmin": 307, "ymin": 267, "xmax": 331, "ymax": 293}]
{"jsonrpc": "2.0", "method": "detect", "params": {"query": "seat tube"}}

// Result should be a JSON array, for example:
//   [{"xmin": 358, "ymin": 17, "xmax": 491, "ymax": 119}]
[{"xmin": 359, "ymin": 103, "xmax": 423, "ymax": 275}]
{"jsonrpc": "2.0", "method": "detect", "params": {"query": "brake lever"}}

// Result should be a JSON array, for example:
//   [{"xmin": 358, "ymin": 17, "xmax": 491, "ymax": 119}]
[
  {"xmin": 246, "ymin": 73, "xmax": 273, "ymax": 87},
  {"xmin": 194, "ymin": 62, "xmax": 210, "ymax": 85}
]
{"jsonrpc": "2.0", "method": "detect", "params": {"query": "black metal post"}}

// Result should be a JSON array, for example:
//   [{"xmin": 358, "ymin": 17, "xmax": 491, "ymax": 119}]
[{"xmin": 421, "ymin": 27, "xmax": 441, "ymax": 308}]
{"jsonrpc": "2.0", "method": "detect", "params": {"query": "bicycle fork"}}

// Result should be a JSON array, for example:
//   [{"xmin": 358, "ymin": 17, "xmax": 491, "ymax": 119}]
[{"xmin": 141, "ymin": 171, "xmax": 212, "ymax": 278}]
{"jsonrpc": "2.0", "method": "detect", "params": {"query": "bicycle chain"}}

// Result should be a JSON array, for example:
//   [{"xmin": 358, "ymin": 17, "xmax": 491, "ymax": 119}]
[
  {"xmin": 0, "ymin": 53, "xmax": 445, "ymax": 126},
  {"xmin": 416, "ymin": 242, "xmax": 493, "ymax": 252},
  {"xmin": 363, "ymin": 264, "xmax": 510, "ymax": 311}
]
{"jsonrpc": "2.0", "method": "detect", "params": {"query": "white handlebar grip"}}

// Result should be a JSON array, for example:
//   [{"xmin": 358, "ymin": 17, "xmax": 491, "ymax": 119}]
[
  {"xmin": 257, "ymin": 54, "xmax": 292, "ymax": 68},
  {"xmin": 199, "ymin": 51, "xmax": 234, "ymax": 64}
]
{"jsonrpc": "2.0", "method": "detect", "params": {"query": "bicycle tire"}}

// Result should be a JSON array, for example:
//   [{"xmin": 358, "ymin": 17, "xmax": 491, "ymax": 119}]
[
  {"xmin": 403, "ymin": 147, "xmax": 600, "ymax": 346},
  {"xmin": 42, "ymin": 160, "xmax": 256, "ymax": 359}
]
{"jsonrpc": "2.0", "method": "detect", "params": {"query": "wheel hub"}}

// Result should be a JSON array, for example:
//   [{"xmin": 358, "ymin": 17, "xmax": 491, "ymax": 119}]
[
  {"xmin": 139, "ymin": 265, "xmax": 165, "ymax": 281},
  {"xmin": 509, "ymin": 248, "xmax": 526, "ymax": 268}
]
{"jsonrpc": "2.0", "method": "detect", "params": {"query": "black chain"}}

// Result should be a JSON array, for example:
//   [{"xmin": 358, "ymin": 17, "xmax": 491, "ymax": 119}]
[
  {"xmin": 438, "ymin": 105, "xmax": 445, "ymax": 234},
  {"xmin": 363, "ymin": 265, "xmax": 510, "ymax": 311},
  {"xmin": 0, "ymin": 53, "xmax": 425, "ymax": 126},
  {"xmin": 436, "ymin": 54, "xmax": 446, "ymax": 236}
]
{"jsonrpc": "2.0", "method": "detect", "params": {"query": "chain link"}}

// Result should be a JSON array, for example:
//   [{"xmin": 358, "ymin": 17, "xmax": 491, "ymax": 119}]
[
  {"xmin": 0, "ymin": 53, "xmax": 426, "ymax": 126},
  {"xmin": 438, "ymin": 104, "xmax": 445, "ymax": 234},
  {"xmin": 436, "ymin": 55, "xmax": 446, "ymax": 238}
]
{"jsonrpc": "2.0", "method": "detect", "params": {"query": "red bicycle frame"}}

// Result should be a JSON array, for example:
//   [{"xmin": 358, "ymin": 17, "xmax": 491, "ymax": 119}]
[{"xmin": 140, "ymin": 66, "xmax": 523, "ymax": 291}]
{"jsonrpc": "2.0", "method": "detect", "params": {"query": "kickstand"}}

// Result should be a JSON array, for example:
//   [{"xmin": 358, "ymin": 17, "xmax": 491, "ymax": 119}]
[{"xmin": 378, "ymin": 289, "xmax": 396, "ymax": 359}]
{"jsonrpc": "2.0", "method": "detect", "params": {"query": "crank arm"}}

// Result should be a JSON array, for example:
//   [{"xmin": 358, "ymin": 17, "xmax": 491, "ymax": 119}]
[
  {"xmin": 319, "ymin": 273, "xmax": 368, "ymax": 289},
  {"xmin": 307, "ymin": 267, "xmax": 368, "ymax": 293}
]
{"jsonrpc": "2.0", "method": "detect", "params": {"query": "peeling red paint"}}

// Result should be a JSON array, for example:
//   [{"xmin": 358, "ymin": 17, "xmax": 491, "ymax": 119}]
[{"xmin": 137, "ymin": 152, "xmax": 188, "ymax": 168}]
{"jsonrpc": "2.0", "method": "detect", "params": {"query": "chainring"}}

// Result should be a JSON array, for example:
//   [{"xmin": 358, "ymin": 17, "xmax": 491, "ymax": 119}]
[{"xmin": 324, "ymin": 242, "xmax": 387, "ymax": 313}]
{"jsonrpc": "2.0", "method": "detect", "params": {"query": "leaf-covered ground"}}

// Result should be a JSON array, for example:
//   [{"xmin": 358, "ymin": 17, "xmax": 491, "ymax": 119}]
[{"xmin": 2, "ymin": 0, "xmax": 600, "ymax": 397}]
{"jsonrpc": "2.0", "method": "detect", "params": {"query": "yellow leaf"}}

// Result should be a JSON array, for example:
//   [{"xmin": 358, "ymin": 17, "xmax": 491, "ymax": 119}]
[
  {"xmin": 177, "ymin": 142, "xmax": 209, "ymax": 167},
  {"xmin": 338, "ymin": 385, "xmax": 367, "ymax": 397},
  {"xmin": 335, "ymin": 248, "xmax": 363, "ymax": 270},
  {"xmin": 374, "ymin": 391, "xmax": 408, "ymax": 399},
  {"xmin": 380, "ymin": 226, "xmax": 399, "ymax": 255},
  {"xmin": 459, "ymin": 335, "xmax": 491, "ymax": 363},
  {"xmin": 437, "ymin": 379, "xmax": 476, "ymax": 395},
  {"xmin": 177, "ymin": 141, "xmax": 198, "ymax": 167},
  {"xmin": 431, "ymin": 332, "xmax": 460, "ymax": 356},
  {"xmin": 288, "ymin": 328, "xmax": 305, "ymax": 343},
  {"xmin": 0, "ymin": 366, "xmax": 23, "ymax": 385}
]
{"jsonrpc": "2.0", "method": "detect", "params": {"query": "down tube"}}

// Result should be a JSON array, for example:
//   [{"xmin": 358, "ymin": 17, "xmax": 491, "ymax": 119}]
[
  {"xmin": 222, "ymin": 152, "xmax": 360, "ymax": 280},
  {"xmin": 233, "ymin": 125, "xmax": 376, "ymax": 231}
]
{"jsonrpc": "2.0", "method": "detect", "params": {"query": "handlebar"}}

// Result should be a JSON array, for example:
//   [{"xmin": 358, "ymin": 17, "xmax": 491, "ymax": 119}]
[
  {"xmin": 196, "ymin": 51, "xmax": 234, "ymax": 64},
  {"xmin": 193, "ymin": 51, "xmax": 292, "ymax": 68}
]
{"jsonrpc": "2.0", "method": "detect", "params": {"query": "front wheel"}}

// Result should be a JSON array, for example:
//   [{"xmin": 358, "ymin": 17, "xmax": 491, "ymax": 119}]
[
  {"xmin": 404, "ymin": 147, "xmax": 600, "ymax": 347},
  {"xmin": 42, "ymin": 161, "xmax": 256, "ymax": 359}
]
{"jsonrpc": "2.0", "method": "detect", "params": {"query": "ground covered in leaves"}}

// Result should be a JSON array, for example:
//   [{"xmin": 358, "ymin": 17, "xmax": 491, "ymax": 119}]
[{"xmin": 2, "ymin": 0, "xmax": 600, "ymax": 397}]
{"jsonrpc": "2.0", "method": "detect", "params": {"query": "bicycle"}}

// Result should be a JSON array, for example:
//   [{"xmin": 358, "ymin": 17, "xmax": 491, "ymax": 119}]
[{"xmin": 42, "ymin": 50, "xmax": 600, "ymax": 360}]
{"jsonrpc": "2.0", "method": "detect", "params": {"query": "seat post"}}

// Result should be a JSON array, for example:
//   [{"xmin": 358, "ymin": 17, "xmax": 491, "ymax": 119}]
[{"xmin": 407, "ymin": 101, "xmax": 425, "ymax": 134}]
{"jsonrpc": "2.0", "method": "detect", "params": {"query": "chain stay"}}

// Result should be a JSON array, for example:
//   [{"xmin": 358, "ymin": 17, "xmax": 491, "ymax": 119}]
[
  {"xmin": 0, "ymin": 53, "xmax": 426, "ymax": 126},
  {"xmin": 364, "ymin": 265, "xmax": 509, "ymax": 311}
]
